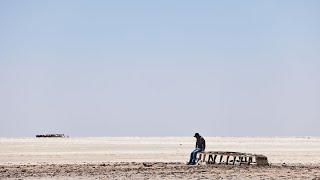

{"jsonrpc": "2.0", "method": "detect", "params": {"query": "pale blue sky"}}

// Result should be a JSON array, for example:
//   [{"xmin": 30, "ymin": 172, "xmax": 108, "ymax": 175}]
[{"xmin": 0, "ymin": 1, "xmax": 320, "ymax": 137}]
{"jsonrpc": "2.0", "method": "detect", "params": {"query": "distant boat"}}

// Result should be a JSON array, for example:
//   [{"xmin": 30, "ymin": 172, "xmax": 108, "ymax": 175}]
[{"xmin": 36, "ymin": 134, "xmax": 67, "ymax": 138}]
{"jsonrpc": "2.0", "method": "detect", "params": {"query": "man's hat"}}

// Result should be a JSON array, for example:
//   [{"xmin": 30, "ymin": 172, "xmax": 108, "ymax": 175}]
[{"xmin": 194, "ymin": 133, "xmax": 200, "ymax": 137}]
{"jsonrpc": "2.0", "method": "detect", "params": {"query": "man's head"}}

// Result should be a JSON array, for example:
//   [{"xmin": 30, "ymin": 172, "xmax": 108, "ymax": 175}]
[{"xmin": 194, "ymin": 133, "xmax": 200, "ymax": 138}]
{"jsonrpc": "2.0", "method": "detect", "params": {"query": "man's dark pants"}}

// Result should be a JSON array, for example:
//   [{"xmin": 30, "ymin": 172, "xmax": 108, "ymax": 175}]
[{"xmin": 188, "ymin": 148, "xmax": 202, "ymax": 164}]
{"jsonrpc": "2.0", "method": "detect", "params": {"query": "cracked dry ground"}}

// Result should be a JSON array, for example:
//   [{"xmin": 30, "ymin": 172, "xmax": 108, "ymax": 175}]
[{"xmin": 1, "ymin": 162, "xmax": 320, "ymax": 179}]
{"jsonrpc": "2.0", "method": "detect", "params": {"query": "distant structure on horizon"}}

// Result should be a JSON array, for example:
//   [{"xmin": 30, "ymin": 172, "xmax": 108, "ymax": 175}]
[{"xmin": 36, "ymin": 134, "xmax": 68, "ymax": 138}]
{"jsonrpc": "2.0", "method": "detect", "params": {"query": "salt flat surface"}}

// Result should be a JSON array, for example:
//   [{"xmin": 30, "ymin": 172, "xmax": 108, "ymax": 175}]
[{"xmin": 0, "ymin": 137, "xmax": 319, "ymax": 165}]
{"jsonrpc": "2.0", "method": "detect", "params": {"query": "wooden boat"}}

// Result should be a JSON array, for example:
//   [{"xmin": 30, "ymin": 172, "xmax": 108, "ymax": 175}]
[{"xmin": 197, "ymin": 151, "xmax": 268, "ymax": 166}]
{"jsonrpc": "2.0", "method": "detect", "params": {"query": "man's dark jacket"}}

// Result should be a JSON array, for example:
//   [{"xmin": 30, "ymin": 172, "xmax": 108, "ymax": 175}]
[{"xmin": 196, "ymin": 136, "xmax": 206, "ymax": 151}]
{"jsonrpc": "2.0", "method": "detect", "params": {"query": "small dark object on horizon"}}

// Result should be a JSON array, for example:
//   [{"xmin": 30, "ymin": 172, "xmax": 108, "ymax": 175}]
[{"xmin": 36, "ymin": 134, "xmax": 67, "ymax": 138}]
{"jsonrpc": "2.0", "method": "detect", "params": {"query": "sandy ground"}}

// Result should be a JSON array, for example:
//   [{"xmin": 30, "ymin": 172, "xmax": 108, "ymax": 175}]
[
  {"xmin": 1, "ymin": 137, "xmax": 320, "ymax": 179},
  {"xmin": 1, "ymin": 162, "xmax": 320, "ymax": 180},
  {"xmin": 1, "ymin": 137, "xmax": 320, "ymax": 165}
]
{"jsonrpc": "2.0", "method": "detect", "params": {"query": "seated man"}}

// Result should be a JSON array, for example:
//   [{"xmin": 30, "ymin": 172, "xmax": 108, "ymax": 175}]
[{"xmin": 187, "ymin": 133, "xmax": 206, "ymax": 165}]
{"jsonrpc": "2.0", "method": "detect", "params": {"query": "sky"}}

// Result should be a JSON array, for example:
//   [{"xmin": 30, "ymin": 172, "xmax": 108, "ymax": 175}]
[{"xmin": 0, "ymin": 1, "xmax": 320, "ymax": 137}]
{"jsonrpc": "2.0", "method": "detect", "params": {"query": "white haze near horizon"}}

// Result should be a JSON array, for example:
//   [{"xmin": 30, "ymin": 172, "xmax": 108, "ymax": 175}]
[{"xmin": 0, "ymin": 1, "xmax": 320, "ymax": 137}]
